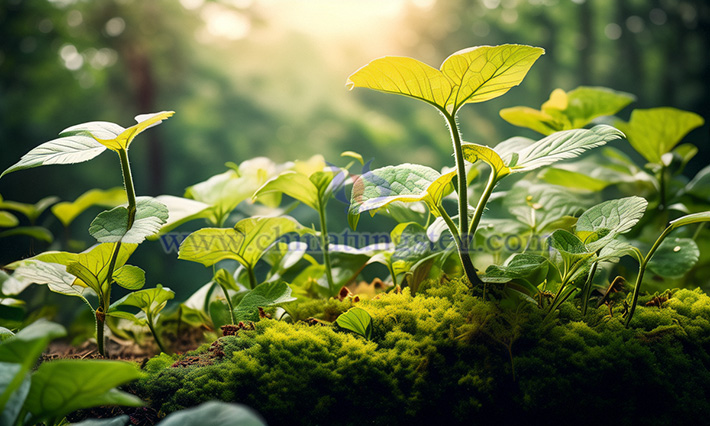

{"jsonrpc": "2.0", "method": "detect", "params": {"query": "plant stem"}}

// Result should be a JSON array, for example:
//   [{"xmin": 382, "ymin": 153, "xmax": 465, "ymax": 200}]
[
  {"xmin": 147, "ymin": 314, "xmax": 169, "ymax": 354},
  {"xmin": 468, "ymin": 169, "xmax": 498, "ymax": 236},
  {"xmin": 436, "ymin": 205, "xmax": 480, "ymax": 287},
  {"xmin": 219, "ymin": 283, "xmax": 237, "ymax": 324},
  {"xmin": 246, "ymin": 266, "xmax": 257, "ymax": 290},
  {"xmin": 118, "ymin": 148, "xmax": 137, "ymax": 227},
  {"xmin": 581, "ymin": 262, "xmax": 599, "ymax": 316},
  {"xmin": 318, "ymin": 202, "xmax": 336, "ymax": 295},
  {"xmin": 96, "ymin": 308, "xmax": 105, "ymax": 357},
  {"xmin": 658, "ymin": 164, "xmax": 667, "ymax": 212},
  {"xmin": 625, "ymin": 225, "xmax": 673, "ymax": 327},
  {"xmin": 444, "ymin": 113, "xmax": 482, "ymax": 287}
]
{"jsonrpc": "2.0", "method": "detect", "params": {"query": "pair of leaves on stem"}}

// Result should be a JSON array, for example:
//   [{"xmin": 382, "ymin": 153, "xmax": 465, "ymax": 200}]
[{"xmin": 349, "ymin": 126, "xmax": 624, "ymax": 226}]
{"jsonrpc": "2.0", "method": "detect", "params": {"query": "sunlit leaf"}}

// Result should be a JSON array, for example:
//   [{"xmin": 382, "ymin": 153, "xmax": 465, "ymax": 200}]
[
  {"xmin": 500, "ymin": 86, "xmax": 634, "ymax": 134},
  {"xmin": 647, "ymin": 238, "xmax": 699, "ymax": 278},
  {"xmin": 615, "ymin": 107, "xmax": 704, "ymax": 164},
  {"xmin": 178, "ymin": 216, "xmax": 314, "ymax": 269},
  {"xmin": 597, "ymin": 239, "xmax": 642, "ymax": 264},
  {"xmin": 336, "ymin": 307, "xmax": 372, "ymax": 340},
  {"xmin": 89, "ymin": 197, "xmax": 169, "ymax": 244},
  {"xmin": 233, "ymin": 281, "xmax": 296, "ymax": 323},
  {"xmin": 461, "ymin": 143, "xmax": 510, "ymax": 179},
  {"xmin": 348, "ymin": 164, "xmax": 455, "ymax": 229},
  {"xmin": 501, "ymin": 125, "xmax": 624, "ymax": 173},
  {"xmin": 62, "ymin": 111, "xmax": 174, "ymax": 151},
  {"xmin": 112, "ymin": 265, "xmax": 146, "ymax": 290},
  {"xmin": 668, "ymin": 211, "xmax": 710, "ymax": 231},
  {"xmin": 0, "ymin": 211, "xmax": 18, "ymax": 227},
  {"xmin": 9, "ymin": 260, "xmax": 92, "ymax": 300},
  {"xmin": 0, "ymin": 196, "xmax": 59, "ymax": 223},
  {"xmin": 109, "ymin": 284, "xmax": 174, "ymax": 317},
  {"xmin": 25, "ymin": 360, "xmax": 143, "ymax": 423},
  {"xmin": 152, "ymin": 195, "xmax": 211, "ymax": 236},
  {"xmin": 214, "ymin": 268, "xmax": 239, "ymax": 292},
  {"xmin": 255, "ymin": 171, "xmax": 320, "ymax": 210},
  {"xmin": 347, "ymin": 44, "xmax": 544, "ymax": 114},
  {"xmin": 576, "ymin": 196, "xmax": 648, "ymax": 251},
  {"xmin": 51, "ymin": 188, "xmax": 127, "ymax": 227},
  {"xmin": 67, "ymin": 243, "xmax": 138, "ymax": 292},
  {"xmin": 1, "ymin": 135, "xmax": 106, "ymax": 178},
  {"xmin": 539, "ymin": 168, "xmax": 610, "ymax": 192}
]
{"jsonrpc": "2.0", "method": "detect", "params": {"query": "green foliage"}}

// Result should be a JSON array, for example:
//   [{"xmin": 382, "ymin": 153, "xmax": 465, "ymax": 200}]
[
  {"xmin": 233, "ymin": 281, "xmax": 296, "ymax": 323},
  {"xmin": 335, "ymin": 307, "xmax": 373, "ymax": 340},
  {"xmin": 51, "ymin": 188, "xmax": 127, "ymax": 228}
]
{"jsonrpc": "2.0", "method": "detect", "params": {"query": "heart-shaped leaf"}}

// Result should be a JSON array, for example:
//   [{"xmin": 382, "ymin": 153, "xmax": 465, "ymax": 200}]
[
  {"xmin": 178, "ymin": 216, "xmax": 315, "ymax": 270},
  {"xmin": 233, "ymin": 281, "xmax": 296, "ymax": 323},
  {"xmin": 347, "ymin": 44, "xmax": 544, "ymax": 115},
  {"xmin": 615, "ymin": 107, "xmax": 704, "ymax": 164},
  {"xmin": 336, "ymin": 307, "xmax": 372, "ymax": 340},
  {"xmin": 348, "ymin": 164, "xmax": 455, "ymax": 229},
  {"xmin": 51, "ymin": 188, "xmax": 127, "ymax": 227},
  {"xmin": 89, "ymin": 197, "xmax": 169, "ymax": 244}
]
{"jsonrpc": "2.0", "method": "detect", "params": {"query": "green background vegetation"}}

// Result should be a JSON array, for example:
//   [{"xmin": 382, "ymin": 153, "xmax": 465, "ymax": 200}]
[{"xmin": 1, "ymin": 0, "xmax": 708, "ymax": 299}]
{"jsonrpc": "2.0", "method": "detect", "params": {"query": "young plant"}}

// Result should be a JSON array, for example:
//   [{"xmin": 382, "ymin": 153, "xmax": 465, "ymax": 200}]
[
  {"xmin": 253, "ymin": 157, "xmax": 347, "ymax": 295},
  {"xmin": 1, "ymin": 112, "xmax": 174, "ymax": 356},
  {"xmin": 347, "ymin": 45, "xmax": 624, "ymax": 287},
  {"xmin": 108, "ymin": 284, "xmax": 175, "ymax": 353}
]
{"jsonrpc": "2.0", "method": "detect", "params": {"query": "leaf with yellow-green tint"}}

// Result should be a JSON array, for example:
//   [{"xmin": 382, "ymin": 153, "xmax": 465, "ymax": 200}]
[
  {"xmin": 51, "ymin": 188, "xmax": 126, "ymax": 227},
  {"xmin": 615, "ymin": 107, "xmax": 704, "ymax": 164},
  {"xmin": 347, "ymin": 44, "xmax": 544, "ymax": 115},
  {"xmin": 61, "ymin": 111, "xmax": 174, "ymax": 152},
  {"xmin": 461, "ymin": 143, "xmax": 510, "ymax": 179}
]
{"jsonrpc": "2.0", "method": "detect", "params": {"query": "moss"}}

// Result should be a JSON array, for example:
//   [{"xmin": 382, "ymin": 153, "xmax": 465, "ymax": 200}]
[{"xmin": 136, "ymin": 278, "xmax": 710, "ymax": 425}]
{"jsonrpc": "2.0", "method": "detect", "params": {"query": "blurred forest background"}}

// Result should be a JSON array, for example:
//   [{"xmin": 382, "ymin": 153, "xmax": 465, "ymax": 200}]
[{"xmin": 1, "ymin": 0, "xmax": 708, "ymax": 298}]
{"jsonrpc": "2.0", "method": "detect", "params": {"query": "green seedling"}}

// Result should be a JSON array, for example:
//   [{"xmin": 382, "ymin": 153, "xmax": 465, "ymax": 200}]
[
  {"xmin": 1, "ymin": 111, "xmax": 174, "ymax": 356},
  {"xmin": 0, "ymin": 194, "xmax": 57, "ymax": 244},
  {"xmin": 178, "ymin": 216, "xmax": 315, "ymax": 290},
  {"xmin": 254, "ymin": 156, "xmax": 347, "ymax": 295},
  {"xmin": 108, "ymin": 284, "xmax": 175, "ymax": 354},
  {"xmin": 336, "ymin": 307, "xmax": 372, "ymax": 340},
  {"xmin": 347, "ymin": 45, "xmax": 624, "ymax": 287}
]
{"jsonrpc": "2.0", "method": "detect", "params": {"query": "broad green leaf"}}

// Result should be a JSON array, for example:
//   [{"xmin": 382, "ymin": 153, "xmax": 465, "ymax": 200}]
[
  {"xmin": 548, "ymin": 230, "xmax": 594, "ymax": 276},
  {"xmin": 0, "ymin": 195, "xmax": 59, "ymax": 223},
  {"xmin": 233, "ymin": 281, "xmax": 296, "ymax": 323},
  {"xmin": 484, "ymin": 253, "xmax": 549, "ymax": 286},
  {"xmin": 62, "ymin": 111, "xmax": 174, "ymax": 152},
  {"xmin": 499, "ymin": 125, "xmax": 624, "ymax": 173},
  {"xmin": 500, "ymin": 86, "xmax": 635, "ymax": 135},
  {"xmin": 0, "ymin": 226, "xmax": 53, "ymax": 243},
  {"xmin": 0, "ymin": 211, "xmax": 18, "ymax": 227},
  {"xmin": 668, "ymin": 211, "xmax": 710, "ymax": 231},
  {"xmin": 70, "ymin": 415, "xmax": 130, "ymax": 426},
  {"xmin": 178, "ymin": 216, "xmax": 314, "ymax": 269},
  {"xmin": 0, "ymin": 319, "xmax": 66, "ymax": 413},
  {"xmin": 89, "ymin": 197, "xmax": 169, "ymax": 244},
  {"xmin": 51, "ymin": 188, "xmax": 127, "ymax": 227},
  {"xmin": 504, "ymin": 181, "xmax": 588, "ymax": 232},
  {"xmin": 336, "ymin": 307, "xmax": 372, "ymax": 340},
  {"xmin": 348, "ymin": 164, "xmax": 455, "ymax": 229},
  {"xmin": 597, "ymin": 239, "xmax": 642, "ymax": 264},
  {"xmin": 647, "ymin": 238, "xmax": 699, "ymax": 278},
  {"xmin": 0, "ymin": 363, "xmax": 29, "ymax": 426},
  {"xmin": 1, "ymin": 135, "xmax": 107, "ymax": 177},
  {"xmin": 539, "ymin": 168, "xmax": 610, "ymax": 192},
  {"xmin": 615, "ymin": 107, "xmax": 704, "ymax": 164},
  {"xmin": 25, "ymin": 360, "xmax": 143, "ymax": 423},
  {"xmin": 109, "ymin": 284, "xmax": 174, "ymax": 317},
  {"xmin": 461, "ymin": 143, "xmax": 510, "ymax": 179},
  {"xmin": 255, "ymin": 171, "xmax": 320, "ymax": 210},
  {"xmin": 576, "ymin": 196, "xmax": 648, "ymax": 251},
  {"xmin": 10, "ymin": 260, "xmax": 92, "ymax": 300},
  {"xmin": 152, "ymin": 195, "xmax": 211, "ymax": 236},
  {"xmin": 112, "ymin": 265, "xmax": 146, "ymax": 290},
  {"xmin": 347, "ymin": 44, "xmax": 544, "ymax": 115},
  {"xmin": 158, "ymin": 401, "xmax": 266, "ymax": 426},
  {"xmin": 67, "ymin": 243, "xmax": 138, "ymax": 292}
]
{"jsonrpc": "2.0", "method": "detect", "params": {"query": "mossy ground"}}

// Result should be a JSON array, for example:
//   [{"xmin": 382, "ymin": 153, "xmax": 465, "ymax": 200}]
[{"xmin": 136, "ymin": 279, "xmax": 710, "ymax": 425}]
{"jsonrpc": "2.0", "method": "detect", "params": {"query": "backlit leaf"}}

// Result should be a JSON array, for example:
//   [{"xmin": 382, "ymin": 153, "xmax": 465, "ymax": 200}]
[
  {"xmin": 0, "ymin": 196, "xmax": 59, "ymax": 223},
  {"xmin": 336, "ymin": 307, "xmax": 372, "ymax": 340},
  {"xmin": 63, "ymin": 111, "xmax": 174, "ymax": 151},
  {"xmin": 0, "ymin": 226, "xmax": 53, "ymax": 243},
  {"xmin": 89, "ymin": 197, "xmax": 169, "ymax": 244},
  {"xmin": 615, "ymin": 107, "xmax": 704, "ymax": 164},
  {"xmin": 112, "ymin": 265, "xmax": 145, "ymax": 290},
  {"xmin": 461, "ymin": 143, "xmax": 510, "ymax": 179},
  {"xmin": 0, "ymin": 211, "xmax": 18, "ymax": 227},
  {"xmin": 1, "ymin": 135, "xmax": 106, "ymax": 178},
  {"xmin": 576, "ymin": 196, "xmax": 648, "ymax": 251},
  {"xmin": 178, "ymin": 216, "xmax": 314, "ymax": 269},
  {"xmin": 109, "ymin": 284, "xmax": 174, "ymax": 316},
  {"xmin": 233, "ymin": 281, "xmax": 296, "ymax": 323},
  {"xmin": 51, "ymin": 188, "xmax": 127, "ymax": 227},
  {"xmin": 255, "ymin": 171, "xmax": 320, "ymax": 210},
  {"xmin": 347, "ymin": 44, "xmax": 544, "ymax": 114}
]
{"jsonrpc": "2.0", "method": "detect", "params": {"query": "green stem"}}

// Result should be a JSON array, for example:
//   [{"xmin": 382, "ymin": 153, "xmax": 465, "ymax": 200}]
[
  {"xmin": 147, "ymin": 313, "xmax": 169, "ymax": 354},
  {"xmin": 625, "ymin": 225, "xmax": 674, "ymax": 327},
  {"xmin": 388, "ymin": 261, "xmax": 398, "ymax": 287},
  {"xmin": 468, "ymin": 168, "xmax": 498, "ymax": 237},
  {"xmin": 437, "ymin": 205, "xmax": 480, "ymax": 287},
  {"xmin": 96, "ymin": 308, "xmax": 105, "ymax": 357},
  {"xmin": 246, "ymin": 266, "xmax": 257, "ymax": 290},
  {"xmin": 118, "ymin": 148, "xmax": 137, "ymax": 227},
  {"xmin": 658, "ymin": 164, "xmax": 667, "ymax": 212},
  {"xmin": 219, "ymin": 283, "xmax": 237, "ymax": 324},
  {"xmin": 445, "ymin": 113, "xmax": 469, "ymax": 235},
  {"xmin": 581, "ymin": 262, "xmax": 599, "ymax": 316},
  {"xmin": 318, "ymin": 202, "xmax": 336, "ymax": 295}
]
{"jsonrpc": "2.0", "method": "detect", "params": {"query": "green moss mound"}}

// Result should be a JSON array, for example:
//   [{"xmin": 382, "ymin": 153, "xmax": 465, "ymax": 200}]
[{"xmin": 137, "ymin": 280, "xmax": 710, "ymax": 425}]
